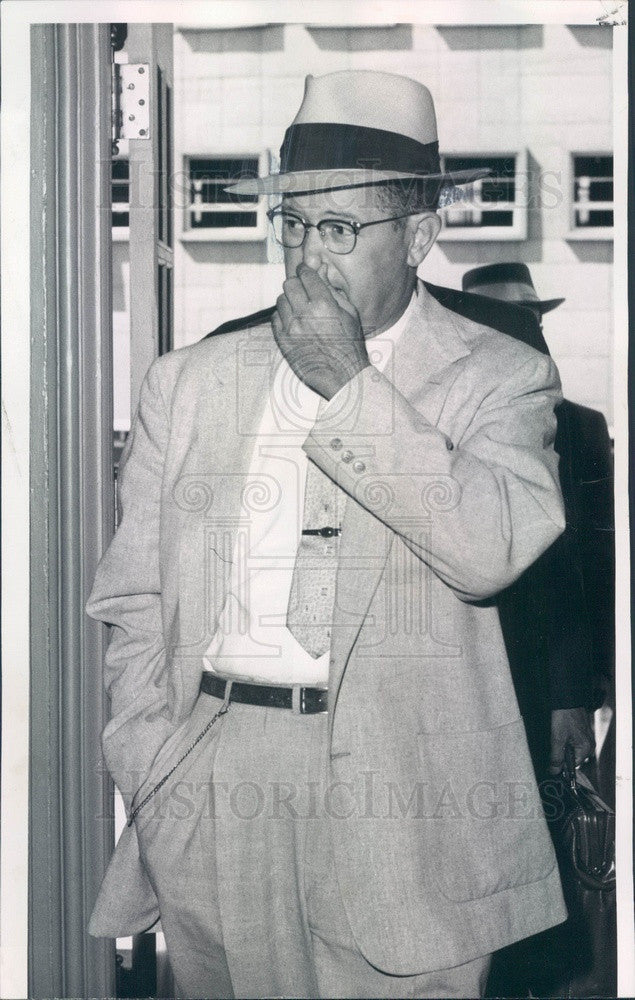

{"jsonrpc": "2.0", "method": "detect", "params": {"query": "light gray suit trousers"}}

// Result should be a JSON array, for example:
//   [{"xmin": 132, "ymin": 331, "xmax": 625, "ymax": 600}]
[{"xmin": 135, "ymin": 688, "xmax": 491, "ymax": 999}]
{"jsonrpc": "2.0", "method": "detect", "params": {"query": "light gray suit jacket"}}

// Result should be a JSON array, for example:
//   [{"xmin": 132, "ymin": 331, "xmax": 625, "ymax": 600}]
[{"xmin": 87, "ymin": 282, "xmax": 567, "ymax": 973}]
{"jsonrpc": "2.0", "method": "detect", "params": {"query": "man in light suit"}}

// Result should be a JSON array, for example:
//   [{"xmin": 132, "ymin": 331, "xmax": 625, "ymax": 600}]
[{"xmin": 87, "ymin": 71, "xmax": 568, "ymax": 998}]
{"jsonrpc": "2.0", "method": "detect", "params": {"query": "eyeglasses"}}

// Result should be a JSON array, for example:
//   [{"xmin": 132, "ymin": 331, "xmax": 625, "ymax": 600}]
[{"xmin": 266, "ymin": 206, "xmax": 421, "ymax": 255}]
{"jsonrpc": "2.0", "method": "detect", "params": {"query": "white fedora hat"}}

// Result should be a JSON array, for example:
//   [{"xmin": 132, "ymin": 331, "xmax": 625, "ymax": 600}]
[{"xmin": 227, "ymin": 70, "xmax": 489, "ymax": 196}]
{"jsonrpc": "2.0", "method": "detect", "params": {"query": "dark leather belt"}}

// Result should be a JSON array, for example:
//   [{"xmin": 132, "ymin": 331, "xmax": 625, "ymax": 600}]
[{"xmin": 200, "ymin": 671, "xmax": 328, "ymax": 714}]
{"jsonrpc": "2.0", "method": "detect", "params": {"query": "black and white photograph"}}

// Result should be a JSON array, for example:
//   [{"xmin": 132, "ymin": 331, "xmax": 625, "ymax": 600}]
[{"xmin": 1, "ymin": 2, "xmax": 633, "ymax": 998}]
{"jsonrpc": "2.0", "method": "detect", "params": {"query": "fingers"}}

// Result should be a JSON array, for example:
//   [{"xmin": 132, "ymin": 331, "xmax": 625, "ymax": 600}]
[
  {"xmin": 279, "ymin": 266, "xmax": 342, "ymax": 329},
  {"xmin": 549, "ymin": 706, "xmax": 596, "ymax": 775},
  {"xmin": 282, "ymin": 274, "xmax": 310, "ymax": 313},
  {"xmin": 548, "ymin": 751, "xmax": 566, "ymax": 776},
  {"xmin": 573, "ymin": 736, "xmax": 596, "ymax": 768},
  {"xmin": 296, "ymin": 262, "xmax": 337, "ymax": 306},
  {"xmin": 271, "ymin": 308, "xmax": 282, "ymax": 338},
  {"xmin": 548, "ymin": 737, "xmax": 596, "ymax": 775},
  {"xmin": 275, "ymin": 293, "xmax": 293, "ymax": 329},
  {"xmin": 573, "ymin": 717, "xmax": 596, "ymax": 767},
  {"xmin": 330, "ymin": 286, "xmax": 359, "ymax": 320}
]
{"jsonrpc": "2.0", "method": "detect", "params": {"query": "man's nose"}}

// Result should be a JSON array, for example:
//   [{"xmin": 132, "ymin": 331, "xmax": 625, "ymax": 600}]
[{"xmin": 302, "ymin": 225, "xmax": 328, "ymax": 268}]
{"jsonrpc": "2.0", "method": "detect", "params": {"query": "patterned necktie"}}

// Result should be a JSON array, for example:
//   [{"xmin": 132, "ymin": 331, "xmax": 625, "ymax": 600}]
[{"xmin": 286, "ymin": 460, "xmax": 345, "ymax": 658}]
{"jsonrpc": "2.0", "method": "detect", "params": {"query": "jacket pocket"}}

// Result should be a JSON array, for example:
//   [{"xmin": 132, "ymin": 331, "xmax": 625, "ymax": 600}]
[{"xmin": 417, "ymin": 719, "xmax": 556, "ymax": 902}]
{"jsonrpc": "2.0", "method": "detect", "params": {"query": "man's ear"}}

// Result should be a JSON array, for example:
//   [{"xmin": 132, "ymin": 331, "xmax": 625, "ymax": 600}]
[{"xmin": 406, "ymin": 212, "xmax": 442, "ymax": 267}]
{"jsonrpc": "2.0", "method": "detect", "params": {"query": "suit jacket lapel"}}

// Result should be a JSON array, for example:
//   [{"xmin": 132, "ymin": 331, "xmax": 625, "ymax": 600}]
[
  {"xmin": 175, "ymin": 330, "xmax": 279, "ymax": 656},
  {"xmin": 204, "ymin": 329, "xmax": 281, "ymax": 473},
  {"xmin": 328, "ymin": 282, "xmax": 472, "ymax": 710},
  {"xmin": 394, "ymin": 281, "xmax": 472, "ymax": 394}
]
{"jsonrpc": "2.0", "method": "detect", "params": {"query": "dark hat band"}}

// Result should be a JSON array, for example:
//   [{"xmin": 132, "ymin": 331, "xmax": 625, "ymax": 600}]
[{"xmin": 279, "ymin": 122, "xmax": 441, "ymax": 177}]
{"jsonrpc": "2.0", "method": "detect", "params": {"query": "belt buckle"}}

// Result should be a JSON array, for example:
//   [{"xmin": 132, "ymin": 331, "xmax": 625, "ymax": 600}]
[{"xmin": 299, "ymin": 687, "xmax": 327, "ymax": 714}]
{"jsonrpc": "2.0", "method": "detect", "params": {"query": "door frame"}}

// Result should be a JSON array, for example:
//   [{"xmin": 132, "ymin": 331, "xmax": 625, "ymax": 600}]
[{"xmin": 29, "ymin": 23, "xmax": 116, "ymax": 999}]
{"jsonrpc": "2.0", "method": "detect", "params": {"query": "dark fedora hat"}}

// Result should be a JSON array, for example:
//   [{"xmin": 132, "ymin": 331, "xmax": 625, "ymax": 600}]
[
  {"xmin": 226, "ymin": 70, "xmax": 490, "ymax": 197},
  {"xmin": 462, "ymin": 263, "xmax": 565, "ymax": 314}
]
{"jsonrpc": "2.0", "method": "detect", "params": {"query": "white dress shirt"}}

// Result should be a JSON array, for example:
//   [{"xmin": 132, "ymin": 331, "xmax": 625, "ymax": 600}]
[{"xmin": 204, "ymin": 291, "xmax": 416, "ymax": 684}]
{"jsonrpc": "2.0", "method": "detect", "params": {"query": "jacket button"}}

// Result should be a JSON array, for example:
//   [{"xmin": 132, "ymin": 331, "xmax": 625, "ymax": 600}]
[
  {"xmin": 352, "ymin": 460, "xmax": 366, "ymax": 473},
  {"xmin": 446, "ymin": 439, "xmax": 454, "ymax": 451},
  {"xmin": 330, "ymin": 437, "xmax": 342, "ymax": 450},
  {"xmin": 341, "ymin": 450, "xmax": 354, "ymax": 463}
]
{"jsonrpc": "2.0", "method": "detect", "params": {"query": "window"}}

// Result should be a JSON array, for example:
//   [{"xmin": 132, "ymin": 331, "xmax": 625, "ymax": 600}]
[
  {"xmin": 112, "ymin": 157, "xmax": 130, "ymax": 238},
  {"xmin": 437, "ymin": 151, "xmax": 527, "ymax": 241},
  {"xmin": 569, "ymin": 154, "xmax": 613, "ymax": 239},
  {"xmin": 183, "ymin": 153, "xmax": 269, "ymax": 241}
]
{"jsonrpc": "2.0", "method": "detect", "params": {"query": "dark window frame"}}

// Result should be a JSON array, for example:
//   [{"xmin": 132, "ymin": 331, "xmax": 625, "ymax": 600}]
[
  {"xmin": 438, "ymin": 149, "xmax": 528, "ymax": 241},
  {"xmin": 182, "ymin": 152, "xmax": 269, "ymax": 241},
  {"xmin": 570, "ymin": 152, "xmax": 614, "ymax": 238}
]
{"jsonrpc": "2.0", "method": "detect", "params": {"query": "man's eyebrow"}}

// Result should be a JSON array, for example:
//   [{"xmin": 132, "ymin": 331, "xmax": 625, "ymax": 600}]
[
  {"xmin": 322, "ymin": 211, "xmax": 359, "ymax": 222},
  {"xmin": 283, "ymin": 202, "xmax": 359, "ymax": 222}
]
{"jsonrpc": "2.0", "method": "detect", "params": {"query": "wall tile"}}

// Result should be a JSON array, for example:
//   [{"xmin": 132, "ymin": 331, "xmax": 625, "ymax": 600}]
[
  {"xmin": 520, "ymin": 72, "xmax": 611, "ymax": 124},
  {"xmin": 221, "ymin": 77, "xmax": 265, "ymax": 128},
  {"xmin": 543, "ymin": 309, "xmax": 611, "ymax": 356},
  {"xmin": 553, "ymin": 354, "xmax": 610, "ymax": 412}
]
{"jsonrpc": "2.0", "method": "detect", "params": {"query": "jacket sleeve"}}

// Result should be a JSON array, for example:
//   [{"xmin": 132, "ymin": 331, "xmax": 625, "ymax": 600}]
[
  {"xmin": 547, "ymin": 402, "xmax": 615, "ymax": 709},
  {"xmin": 303, "ymin": 351, "xmax": 565, "ymax": 602},
  {"xmin": 86, "ymin": 359, "xmax": 177, "ymax": 812}
]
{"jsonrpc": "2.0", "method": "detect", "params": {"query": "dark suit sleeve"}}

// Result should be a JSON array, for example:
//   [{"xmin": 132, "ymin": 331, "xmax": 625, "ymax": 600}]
[
  {"xmin": 499, "ymin": 400, "xmax": 614, "ymax": 740},
  {"xmin": 499, "ymin": 529, "xmax": 596, "ymax": 713},
  {"xmin": 561, "ymin": 404, "xmax": 615, "ymax": 702},
  {"xmin": 496, "ymin": 530, "xmax": 590, "ymax": 777}
]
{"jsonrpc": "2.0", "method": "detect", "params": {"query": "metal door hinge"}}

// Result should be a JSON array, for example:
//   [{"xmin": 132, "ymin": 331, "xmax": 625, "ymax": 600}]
[{"xmin": 112, "ymin": 63, "xmax": 150, "ymax": 144}]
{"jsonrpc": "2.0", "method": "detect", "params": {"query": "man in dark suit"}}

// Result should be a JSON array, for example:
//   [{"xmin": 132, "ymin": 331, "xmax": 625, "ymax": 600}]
[
  {"xmin": 462, "ymin": 263, "xmax": 614, "ymax": 778},
  {"xmin": 462, "ymin": 262, "xmax": 615, "ymax": 997}
]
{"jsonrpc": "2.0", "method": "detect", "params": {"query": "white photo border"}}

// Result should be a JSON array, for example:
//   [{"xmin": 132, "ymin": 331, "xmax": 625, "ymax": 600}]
[{"xmin": 1, "ymin": 2, "xmax": 631, "ymax": 997}]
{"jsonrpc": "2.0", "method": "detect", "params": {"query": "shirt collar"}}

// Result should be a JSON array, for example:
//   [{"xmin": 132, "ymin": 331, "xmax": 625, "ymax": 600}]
[{"xmin": 364, "ymin": 288, "xmax": 417, "ymax": 374}]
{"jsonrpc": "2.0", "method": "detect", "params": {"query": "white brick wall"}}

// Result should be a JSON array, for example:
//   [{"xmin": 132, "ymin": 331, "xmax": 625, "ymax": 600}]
[{"xmin": 166, "ymin": 22, "xmax": 614, "ymax": 423}]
